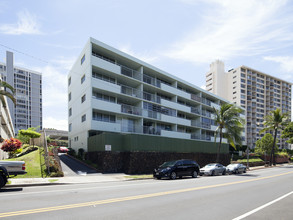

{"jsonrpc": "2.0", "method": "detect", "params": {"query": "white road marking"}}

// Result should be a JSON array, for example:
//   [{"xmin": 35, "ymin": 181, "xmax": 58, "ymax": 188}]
[{"xmin": 233, "ymin": 190, "xmax": 293, "ymax": 220}]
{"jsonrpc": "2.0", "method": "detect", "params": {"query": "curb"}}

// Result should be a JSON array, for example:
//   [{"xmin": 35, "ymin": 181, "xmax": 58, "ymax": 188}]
[{"xmin": 3, "ymin": 182, "xmax": 67, "ymax": 188}]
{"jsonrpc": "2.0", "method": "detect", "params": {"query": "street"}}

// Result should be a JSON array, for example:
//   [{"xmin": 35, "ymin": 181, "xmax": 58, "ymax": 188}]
[{"xmin": 0, "ymin": 165, "xmax": 293, "ymax": 220}]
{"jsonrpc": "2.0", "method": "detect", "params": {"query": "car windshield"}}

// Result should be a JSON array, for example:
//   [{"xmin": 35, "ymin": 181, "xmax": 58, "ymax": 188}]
[
  {"xmin": 160, "ymin": 161, "xmax": 177, "ymax": 168},
  {"xmin": 227, "ymin": 164, "xmax": 238, "ymax": 168},
  {"xmin": 205, "ymin": 164, "xmax": 216, "ymax": 167}
]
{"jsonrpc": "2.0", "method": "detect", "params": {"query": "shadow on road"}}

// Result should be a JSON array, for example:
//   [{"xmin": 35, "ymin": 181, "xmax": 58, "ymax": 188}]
[
  {"xmin": 0, "ymin": 187, "xmax": 23, "ymax": 192},
  {"xmin": 234, "ymin": 173, "xmax": 260, "ymax": 177}
]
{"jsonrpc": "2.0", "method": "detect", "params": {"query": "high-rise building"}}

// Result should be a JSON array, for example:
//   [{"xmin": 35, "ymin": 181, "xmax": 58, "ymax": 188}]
[
  {"xmin": 0, "ymin": 51, "xmax": 42, "ymax": 134},
  {"xmin": 206, "ymin": 60, "xmax": 292, "ymax": 149},
  {"xmin": 68, "ymin": 38, "xmax": 245, "ymax": 152}
]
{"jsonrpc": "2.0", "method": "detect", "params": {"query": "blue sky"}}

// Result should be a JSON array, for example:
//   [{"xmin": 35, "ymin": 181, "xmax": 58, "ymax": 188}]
[{"xmin": 0, "ymin": 0, "xmax": 292, "ymax": 130}]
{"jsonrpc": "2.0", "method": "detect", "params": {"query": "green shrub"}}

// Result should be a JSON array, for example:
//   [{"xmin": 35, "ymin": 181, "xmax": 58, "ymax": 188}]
[
  {"xmin": 50, "ymin": 171, "xmax": 64, "ymax": 177},
  {"xmin": 276, "ymin": 151, "xmax": 289, "ymax": 157},
  {"xmin": 22, "ymin": 144, "xmax": 30, "ymax": 149},
  {"xmin": 67, "ymin": 148, "xmax": 76, "ymax": 156},
  {"xmin": 237, "ymin": 158, "xmax": 264, "ymax": 163}
]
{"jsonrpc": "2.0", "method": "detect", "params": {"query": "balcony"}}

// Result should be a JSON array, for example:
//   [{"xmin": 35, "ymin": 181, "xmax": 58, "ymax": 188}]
[
  {"xmin": 191, "ymin": 94, "xmax": 201, "ymax": 102},
  {"xmin": 121, "ymin": 104, "xmax": 142, "ymax": 116},
  {"xmin": 121, "ymin": 85, "xmax": 142, "ymax": 99},
  {"xmin": 120, "ymin": 65, "xmax": 141, "ymax": 81},
  {"xmin": 92, "ymin": 98, "xmax": 121, "ymax": 113},
  {"xmin": 191, "ymin": 107, "xmax": 201, "ymax": 115},
  {"xmin": 92, "ymin": 78, "xmax": 121, "ymax": 94}
]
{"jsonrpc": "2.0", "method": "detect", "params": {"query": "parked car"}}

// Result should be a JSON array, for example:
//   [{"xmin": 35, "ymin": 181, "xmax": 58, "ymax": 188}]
[
  {"xmin": 153, "ymin": 159, "xmax": 200, "ymax": 180},
  {"xmin": 226, "ymin": 163, "xmax": 246, "ymax": 174},
  {"xmin": 199, "ymin": 163, "xmax": 226, "ymax": 176},
  {"xmin": 0, "ymin": 161, "xmax": 27, "ymax": 189}
]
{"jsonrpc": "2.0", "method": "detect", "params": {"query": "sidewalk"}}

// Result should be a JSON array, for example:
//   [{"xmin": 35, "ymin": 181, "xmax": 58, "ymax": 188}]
[
  {"xmin": 7, "ymin": 173, "xmax": 131, "ymax": 187},
  {"xmin": 5, "ymin": 163, "xmax": 290, "ymax": 188}
]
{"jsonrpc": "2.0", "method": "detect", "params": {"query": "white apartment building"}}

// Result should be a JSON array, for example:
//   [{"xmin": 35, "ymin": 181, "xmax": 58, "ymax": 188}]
[
  {"xmin": 0, "ymin": 95, "xmax": 15, "ymax": 160},
  {"xmin": 68, "ymin": 38, "xmax": 244, "ymax": 152},
  {"xmin": 0, "ymin": 51, "xmax": 42, "ymax": 134},
  {"xmin": 206, "ymin": 60, "xmax": 292, "ymax": 149}
]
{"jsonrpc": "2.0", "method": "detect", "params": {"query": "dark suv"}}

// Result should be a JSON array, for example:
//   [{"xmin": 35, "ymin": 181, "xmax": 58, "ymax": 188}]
[{"xmin": 153, "ymin": 159, "xmax": 200, "ymax": 180}]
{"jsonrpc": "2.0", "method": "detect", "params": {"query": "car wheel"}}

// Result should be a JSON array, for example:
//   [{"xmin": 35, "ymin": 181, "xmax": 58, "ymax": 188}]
[
  {"xmin": 156, "ymin": 177, "xmax": 161, "ymax": 180},
  {"xmin": 243, "ymin": 169, "xmax": 246, "ymax": 173},
  {"xmin": 0, "ymin": 175, "xmax": 7, "ymax": 189},
  {"xmin": 170, "ymin": 172, "xmax": 177, "ymax": 180},
  {"xmin": 222, "ymin": 170, "xmax": 226, "ymax": 175},
  {"xmin": 192, "ymin": 170, "xmax": 198, "ymax": 178},
  {"xmin": 211, "ymin": 170, "xmax": 215, "ymax": 176}
]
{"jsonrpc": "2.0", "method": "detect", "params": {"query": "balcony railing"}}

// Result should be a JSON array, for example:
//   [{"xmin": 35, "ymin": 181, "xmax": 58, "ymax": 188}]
[
  {"xmin": 120, "ymin": 65, "xmax": 141, "ymax": 81},
  {"xmin": 143, "ymin": 92, "xmax": 161, "ymax": 103},
  {"xmin": 191, "ymin": 107, "xmax": 201, "ymax": 115},
  {"xmin": 143, "ymin": 74, "xmax": 161, "ymax": 88},
  {"xmin": 143, "ymin": 126, "xmax": 161, "ymax": 135},
  {"xmin": 191, "ymin": 94, "xmax": 201, "ymax": 102},
  {"xmin": 121, "ymin": 85, "xmax": 142, "ymax": 99},
  {"xmin": 121, "ymin": 104, "xmax": 142, "ymax": 116}
]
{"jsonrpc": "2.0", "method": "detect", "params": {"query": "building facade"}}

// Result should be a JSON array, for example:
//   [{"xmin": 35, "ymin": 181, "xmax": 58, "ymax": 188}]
[
  {"xmin": 206, "ymin": 60, "xmax": 292, "ymax": 149},
  {"xmin": 0, "ymin": 95, "xmax": 15, "ymax": 160},
  {"xmin": 68, "ymin": 38, "xmax": 243, "ymax": 152},
  {"xmin": 0, "ymin": 51, "xmax": 42, "ymax": 134}
]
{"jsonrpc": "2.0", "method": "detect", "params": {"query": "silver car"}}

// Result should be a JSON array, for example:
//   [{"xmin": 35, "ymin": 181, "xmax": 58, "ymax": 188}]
[
  {"xmin": 226, "ymin": 163, "xmax": 247, "ymax": 174},
  {"xmin": 199, "ymin": 163, "xmax": 226, "ymax": 176}
]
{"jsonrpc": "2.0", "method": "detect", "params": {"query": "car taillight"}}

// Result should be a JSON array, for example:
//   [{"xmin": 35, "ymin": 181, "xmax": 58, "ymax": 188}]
[{"xmin": 22, "ymin": 163, "xmax": 26, "ymax": 170}]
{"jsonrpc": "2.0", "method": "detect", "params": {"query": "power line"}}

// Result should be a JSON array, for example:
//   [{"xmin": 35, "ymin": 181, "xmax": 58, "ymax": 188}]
[{"xmin": 0, "ymin": 43, "xmax": 49, "ymax": 64}]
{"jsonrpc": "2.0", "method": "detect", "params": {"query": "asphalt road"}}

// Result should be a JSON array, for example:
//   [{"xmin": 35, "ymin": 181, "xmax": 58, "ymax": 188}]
[
  {"xmin": 0, "ymin": 165, "xmax": 293, "ymax": 220},
  {"xmin": 59, "ymin": 154, "xmax": 98, "ymax": 175}
]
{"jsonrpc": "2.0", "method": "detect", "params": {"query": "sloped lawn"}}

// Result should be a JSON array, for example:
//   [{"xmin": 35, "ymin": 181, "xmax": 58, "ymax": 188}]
[{"xmin": 6, "ymin": 147, "xmax": 45, "ymax": 178}]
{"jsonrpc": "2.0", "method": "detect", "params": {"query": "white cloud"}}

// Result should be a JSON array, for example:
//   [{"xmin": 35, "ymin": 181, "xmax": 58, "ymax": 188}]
[
  {"xmin": 0, "ymin": 9, "xmax": 42, "ymax": 35},
  {"xmin": 263, "ymin": 56, "xmax": 293, "ymax": 81},
  {"xmin": 165, "ymin": 0, "xmax": 293, "ymax": 64},
  {"xmin": 43, "ymin": 117, "xmax": 68, "ymax": 131},
  {"xmin": 263, "ymin": 56, "xmax": 293, "ymax": 72},
  {"xmin": 200, "ymin": 85, "xmax": 206, "ymax": 90},
  {"xmin": 118, "ymin": 44, "xmax": 159, "ymax": 64},
  {"xmin": 33, "ymin": 57, "xmax": 76, "ymax": 130}
]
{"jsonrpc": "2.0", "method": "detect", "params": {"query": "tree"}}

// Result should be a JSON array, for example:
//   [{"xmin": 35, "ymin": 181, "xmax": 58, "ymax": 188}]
[
  {"xmin": 261, "ymin": 108, "xmax": 289, "ymax": 166},
  {"xmin": 281, "ymin": 121, "xmax": 293, "ymax": 144},
  {"xmin": 213, "ymin": 103, "xmax": 245, "ymax": 163},
  {"xmin": 19, "ymin": 128, "xmax": 41, "ymax": 147},
  {"xmin": 0, "ymin": 80, "xmax": 16, "ymax": 107},
  {"xmin": 255, "ymin": 133, "xmax": 278, "ymax": 155}
]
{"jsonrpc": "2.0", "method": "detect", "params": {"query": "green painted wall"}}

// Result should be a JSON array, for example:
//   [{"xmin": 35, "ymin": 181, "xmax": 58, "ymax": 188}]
[{"xmin": 88, "ymin": 133, "xmax": 229, "ymax": 154}]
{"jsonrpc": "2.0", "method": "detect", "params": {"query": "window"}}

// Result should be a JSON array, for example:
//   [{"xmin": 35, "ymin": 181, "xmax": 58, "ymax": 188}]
[
  {"xmin": 68, "ymin": 77, "xmax": 71, "ymax": 86},
  {"xmin": 81, "ymin": 54, "xmax": 85, "ymax": 65},
  {"xmin": 81, "ymin": 94, "xmax": 86, "ymax": 103},
  {"xmin": 81, "ymin": 114, "xmax": 86, "ymax": 122},
  {"xmin": 69, "ymin": 92, "xmax": 71, "ymax": 101},
  {"xmin": 69, "ymin": 108, "xmax": 72, "ymax": 116},
  {"xmin": 81, "ymin": 75, "xmax": 85, "ymax": 84},
  {"xmin": 69, "ymin": 123, "xmax": 72, "ymax": 132}
]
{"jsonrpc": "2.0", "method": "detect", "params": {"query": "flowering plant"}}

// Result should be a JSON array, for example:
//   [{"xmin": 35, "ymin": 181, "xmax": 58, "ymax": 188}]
[{"xmin": 1, "ymin": 138, "xmax": 22, "ymax": 152}]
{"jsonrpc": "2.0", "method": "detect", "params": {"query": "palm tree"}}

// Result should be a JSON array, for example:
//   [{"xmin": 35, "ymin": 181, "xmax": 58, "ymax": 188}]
[
  {"xmin": 0, "ymin": 80, "xmax": 16, "ymax": 107},
  {"xmin": 213, "ymin": 103, "xmax": 245, "ymax": 163},
  {"xmin": 261, "ymin": 108, "xmax": 289, "ymax": 166}
]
